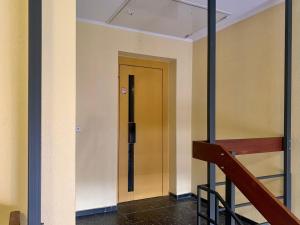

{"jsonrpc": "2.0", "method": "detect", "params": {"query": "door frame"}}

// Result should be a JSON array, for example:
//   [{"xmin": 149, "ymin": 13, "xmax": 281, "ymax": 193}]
[
  {"xmin": 28, "ymin": 0, "xmax": 42, "ymax": 224},
  {"xmin": 117, "ymin": 55, "xmax": 171, "ymax": 202}
]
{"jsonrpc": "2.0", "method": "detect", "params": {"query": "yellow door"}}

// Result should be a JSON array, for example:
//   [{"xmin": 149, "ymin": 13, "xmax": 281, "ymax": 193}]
[{"xmin": 119, "ymin": 64, "xmax": 163, "ymax": 202}]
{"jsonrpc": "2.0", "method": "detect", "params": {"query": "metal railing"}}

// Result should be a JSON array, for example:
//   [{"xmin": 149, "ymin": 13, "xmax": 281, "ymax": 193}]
[
  {"xmin": 193, "ymin": 141, "xmax": 300, "ymax": 225},
  {"xmin": 197, "ymin": 185, "xmax": 245, "ymax": 225}
]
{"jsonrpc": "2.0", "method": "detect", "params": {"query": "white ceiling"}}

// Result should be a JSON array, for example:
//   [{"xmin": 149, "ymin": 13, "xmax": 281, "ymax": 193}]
[{"xmin": 77, "ymin": 0, "xmax": 283, "ymax": 41}]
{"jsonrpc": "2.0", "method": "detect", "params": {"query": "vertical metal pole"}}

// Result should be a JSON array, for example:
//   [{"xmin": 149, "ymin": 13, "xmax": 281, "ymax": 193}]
[
  {"xmin": 226, "ymin": 152, "xmax": 235, "ymax": 225},
  {"xmin": 215, "ymin": 196, "xmax": 220, "ymax": 224},
  {"xmin": 28, "ymin": 0, "xmax": 42, "ymax": 224},
  {"xmin": 284, "ymin": 0, "xmax": 292, "ymax": 209},
  {"xmin": 225, "ymin": 178, "xmax": 235, "ymax": 225},
  {"xmin": 207, "ymin": 0, "xmax": 217, "ymax": 223},
  {"xmin": 197, "ymin": 186, "xmax": 202, "ymax": 225}
]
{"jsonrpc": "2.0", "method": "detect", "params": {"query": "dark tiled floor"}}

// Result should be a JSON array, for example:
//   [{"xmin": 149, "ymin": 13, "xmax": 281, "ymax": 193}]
[{"xmin": 76, "ymin": 196, "xmax": 253, "ymax": 225}]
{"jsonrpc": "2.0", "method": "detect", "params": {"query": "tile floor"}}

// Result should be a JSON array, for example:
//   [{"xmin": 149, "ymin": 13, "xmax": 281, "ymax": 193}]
[{"xmin": 76, "ymin": 196, "xmax": 254, "ymax": 225}]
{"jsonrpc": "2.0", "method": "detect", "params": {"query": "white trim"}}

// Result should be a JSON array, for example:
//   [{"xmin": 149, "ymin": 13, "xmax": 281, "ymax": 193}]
[
  {"xmin": 77, "ymin": 18, "xmax": 194, "ymax": 43},
  {"xmin": 191, "ymin": 0, "xmax": 284, "ymax": 41}
]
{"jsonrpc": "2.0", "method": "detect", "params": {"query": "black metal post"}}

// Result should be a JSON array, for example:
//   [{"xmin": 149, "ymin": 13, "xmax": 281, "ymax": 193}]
[
  {"xmin": 226, "ymin": 152, "xmax": 236, "ymax": 225},
  {"xmin": 28, "ymin": 0, "xmax": 42, "ymax": 224},
  {"xmin": 225, "ymin": 178, "xmax": 235, "ymax": 225},
  {"xmin": 197, "ymin": 186, "xmax": 202, "ymax": 225},
  {"xmin": 215, "ymin": 197, "xmax": 220, "ymax": 224},
  {"xmin": 207, "ymin": 0, "xmax": 217, "ymax": 223},
  {"xmin": 284, "ymin": 0, "xmax": 292, "ymax": 209}
]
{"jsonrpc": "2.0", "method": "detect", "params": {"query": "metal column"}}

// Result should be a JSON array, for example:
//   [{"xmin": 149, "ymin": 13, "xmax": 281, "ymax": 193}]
[
  {"xmin": 284, "ymin": 0, "xmax": 292, "ymax": 209},
  {"xmin": 207, "ymin": 0, "xmax": 217, "ymax": 223},
  {"xmin": 225, "ymin": 178, "xmax": 235, "ymax": 225},
  {"xmin": 28, "ymin": 0, "xmax": 42, "ymax": 224},
  {"xmin": 226, "ymin": 152, "xmax": 236, "ymax": 225}
]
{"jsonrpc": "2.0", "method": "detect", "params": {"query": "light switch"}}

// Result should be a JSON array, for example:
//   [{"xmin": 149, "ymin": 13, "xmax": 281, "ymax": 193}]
[{"xmin": 76, "ymin": 126, "xmax": 81, "ymax": 133}]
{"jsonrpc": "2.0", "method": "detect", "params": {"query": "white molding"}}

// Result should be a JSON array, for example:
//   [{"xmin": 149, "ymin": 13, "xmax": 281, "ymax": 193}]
[
  {"xmin": 77, "ymin": 18, "xmax": 194, "ymax": 43},
  {"xmin": 191, "ymin": 0, "xmax": 284, "ymax": 41}
]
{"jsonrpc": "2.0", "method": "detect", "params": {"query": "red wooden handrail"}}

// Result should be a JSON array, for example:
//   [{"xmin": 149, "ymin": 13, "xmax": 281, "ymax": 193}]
[
  {"xmin": 193, "ymin": 141, "xmax": 300, "ymax": 225},
  {"xmin": 9, "ymin": 211, "xmax": 20, "ymax": 225},
  {"xmin": 215, "ymin": 137, "xmax": 283, "ymax": 155}
]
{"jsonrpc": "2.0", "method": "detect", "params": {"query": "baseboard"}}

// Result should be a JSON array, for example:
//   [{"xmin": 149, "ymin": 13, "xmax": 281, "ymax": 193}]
[
  {"xmin": 76, "ymin": 205, "xmax": 117, "ymax": 218},
  {"xmin": 76, "ymin": 193, "xmax": 192, "ymax": 218},
  {"xmin": 169, "ymin": 192, "xmax": 197, "ymax": 201}
]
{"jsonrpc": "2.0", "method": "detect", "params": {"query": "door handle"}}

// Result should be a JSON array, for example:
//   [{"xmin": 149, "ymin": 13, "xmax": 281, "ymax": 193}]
[{"xmin": 128, "ymin": 122, "xmax": 136, "ymax": 144}]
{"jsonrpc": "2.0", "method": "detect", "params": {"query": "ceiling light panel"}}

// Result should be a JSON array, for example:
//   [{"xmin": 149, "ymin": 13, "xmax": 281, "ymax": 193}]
[{"xmin": 109, "ymin": 0, "xmax": 229, "ymax": 38}]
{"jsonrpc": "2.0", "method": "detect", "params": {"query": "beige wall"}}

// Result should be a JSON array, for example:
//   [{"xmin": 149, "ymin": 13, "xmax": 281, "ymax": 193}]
[
  {"xmin": 0, "ymin": 1, "xmax": 28, "ymax": 224},
  {"xmin": 192, "ymin": 2, "xmax": 300, "ymax": 222},
  {"xmin": 41, "ymin": 0, "xmax": 76, "ymax": 225},
  {"xmin": 1, "ymin": 1, "xmax": 299, "ymax": 225},
  {"xmin": 76, "ymin": 21, "xmax": 193, "ymax": 211}
]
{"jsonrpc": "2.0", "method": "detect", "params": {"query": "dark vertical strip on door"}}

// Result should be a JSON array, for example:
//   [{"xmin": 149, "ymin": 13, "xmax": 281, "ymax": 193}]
[
  {"xmin": 128, "ymin": 75, "xmax": 136, "ymax": 192},
  {"xmin": 28, "ymin": 0, "xmax": 42, "ymax": 224}
]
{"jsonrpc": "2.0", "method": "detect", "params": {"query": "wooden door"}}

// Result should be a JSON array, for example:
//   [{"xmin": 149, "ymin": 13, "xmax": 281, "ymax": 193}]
[{"xmin": 119, "ymin": 64, "xmax": 163, "ymax": 203}]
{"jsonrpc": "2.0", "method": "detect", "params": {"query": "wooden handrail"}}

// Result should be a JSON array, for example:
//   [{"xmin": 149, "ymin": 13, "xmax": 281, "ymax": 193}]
[
  {"xmin": 193, "ymin": 141, "xmax": 300, "ymax": 225},
  {"xmin": 215, "ymin": 137, "xmax": 283, "ymax": 155},
  {"xmin": 9, "ymin": 211, "xmax": 20, "ymax": 225}
]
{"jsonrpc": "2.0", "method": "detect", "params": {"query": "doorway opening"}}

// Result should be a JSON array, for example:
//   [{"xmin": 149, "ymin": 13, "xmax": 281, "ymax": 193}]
[
  {"xmin": 118, "ymin": 54, "xmax": 175, "ymax": 203},
  {"xmin": 75, "ymin": 48, "xmax": 177, "ymax": 216}
]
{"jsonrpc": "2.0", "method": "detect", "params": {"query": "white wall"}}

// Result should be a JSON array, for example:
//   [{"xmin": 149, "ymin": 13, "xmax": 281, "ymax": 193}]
[
  {"xmin": 76, "ymin": 21, "xmax": 193, "ymax": 211},
  {"xmin": 42, "ymin": 0, "xmax": 76, "ymax": 225}
]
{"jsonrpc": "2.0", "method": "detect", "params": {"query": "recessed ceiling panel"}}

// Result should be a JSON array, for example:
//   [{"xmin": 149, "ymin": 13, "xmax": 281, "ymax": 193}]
[
  {"xmin": 77, "ymin": 0, "xmax": 126, "ymax": 22},
  {"xmin": 109, "ymin": 0, "xmax": 229, "ymax": 38}
]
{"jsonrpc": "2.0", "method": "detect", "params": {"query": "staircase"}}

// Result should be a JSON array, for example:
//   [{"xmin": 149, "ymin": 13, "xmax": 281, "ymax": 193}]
[{"xmin": 193, "ymin": 138, "xmax": 300, "ymax": 225}]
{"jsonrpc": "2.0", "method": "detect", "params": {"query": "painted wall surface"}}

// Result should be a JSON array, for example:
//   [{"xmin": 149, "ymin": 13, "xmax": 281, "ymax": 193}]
[
  {"xmin": 76, "ymin": 21, "xmax": 193, "ymax": 211},
  {"xmin": 0, "ymin": 1, "xmax": 28, "ymax": 224},
  {"xmin": 192, "ymin": 2, "xmax": 300, "ymax": 222},
  {"xmin": 41, "ymin": 0, "xmax": 76, "ymax": 225}
]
